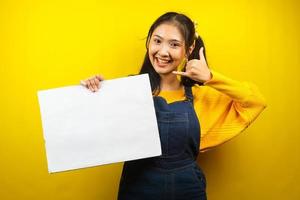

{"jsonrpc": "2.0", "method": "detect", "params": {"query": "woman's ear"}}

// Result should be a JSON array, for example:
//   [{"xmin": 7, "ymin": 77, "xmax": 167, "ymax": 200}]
[
  {"xmin": 146, "ymin": 37, "xmax": 150, "ymax": 49},
  {"xmin": 188, "ymin": 40, "xmax": 196, "ymax": 55}
]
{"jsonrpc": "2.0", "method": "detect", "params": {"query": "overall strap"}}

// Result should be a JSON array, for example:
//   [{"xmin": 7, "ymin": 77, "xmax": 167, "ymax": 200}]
[{"xmin": 184, "ymin": 86, "xmax": 194, "ymax": 103}]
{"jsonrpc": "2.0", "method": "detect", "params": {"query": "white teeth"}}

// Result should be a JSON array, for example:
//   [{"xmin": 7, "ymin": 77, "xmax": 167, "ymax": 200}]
[{"xmin": 156, "ymin": 57, "xmax": 170, "ymax": 64}]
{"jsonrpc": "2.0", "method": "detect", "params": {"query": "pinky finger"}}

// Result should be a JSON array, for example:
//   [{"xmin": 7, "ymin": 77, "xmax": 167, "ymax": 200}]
[{"xmin": 172, "ymin": 71, "xmax": 188, "ymax": 76}]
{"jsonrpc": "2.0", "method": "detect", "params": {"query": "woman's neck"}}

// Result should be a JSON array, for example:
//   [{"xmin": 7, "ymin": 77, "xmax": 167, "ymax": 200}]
[{"xmin": 160, "ymin": 74, "xmax": 183, "ymax": 91}]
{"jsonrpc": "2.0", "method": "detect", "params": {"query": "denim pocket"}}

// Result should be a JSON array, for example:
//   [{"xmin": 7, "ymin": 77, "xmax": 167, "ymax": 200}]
[{"xmin": 156, "ymin": 111, "xmax": 189, "ymax": 157}]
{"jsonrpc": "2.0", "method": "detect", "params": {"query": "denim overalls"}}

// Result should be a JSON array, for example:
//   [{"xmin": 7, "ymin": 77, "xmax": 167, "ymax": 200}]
[{"xmin": 118, "ymin": 86, "xmax": 207, "ymax": 200}]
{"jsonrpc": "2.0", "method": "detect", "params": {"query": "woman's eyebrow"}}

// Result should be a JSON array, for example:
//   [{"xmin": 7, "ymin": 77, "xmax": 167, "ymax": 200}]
[{"xmin": 153, "ymin": 34, "xmax": 182, "ymax": 43}]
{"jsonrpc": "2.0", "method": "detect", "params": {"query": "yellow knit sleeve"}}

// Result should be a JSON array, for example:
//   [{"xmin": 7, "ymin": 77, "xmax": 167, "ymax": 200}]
[{"xmin": 192, "ymin": 70, "xmax": 267, "ymax": 152}]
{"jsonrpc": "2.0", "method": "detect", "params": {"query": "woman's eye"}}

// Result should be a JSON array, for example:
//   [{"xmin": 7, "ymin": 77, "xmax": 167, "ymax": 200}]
[
  {"xmin": 154, "ymin": 39, "xmax": 161, "ymax": 44},
  {"xmin": 170, "ymin": 43, "xmax": 179, "ymax": 47}
]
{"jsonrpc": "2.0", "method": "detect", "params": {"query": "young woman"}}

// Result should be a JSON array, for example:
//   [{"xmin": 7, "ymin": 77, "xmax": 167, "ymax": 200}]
[{"xmin": 82, "ymin": 12, "xmax": 267, "ymax": 200}]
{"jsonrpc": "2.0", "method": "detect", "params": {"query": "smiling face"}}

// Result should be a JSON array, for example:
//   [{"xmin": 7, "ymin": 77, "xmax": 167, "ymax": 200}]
[{"xmin": 147, "ymin": 23, "xmax": 187, "ymax": 76}]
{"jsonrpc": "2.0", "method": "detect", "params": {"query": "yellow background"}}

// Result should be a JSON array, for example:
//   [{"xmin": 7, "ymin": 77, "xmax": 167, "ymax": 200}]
[{"xmin": 1, "ymin": 0, "xmax": 299, "ymax": 199}]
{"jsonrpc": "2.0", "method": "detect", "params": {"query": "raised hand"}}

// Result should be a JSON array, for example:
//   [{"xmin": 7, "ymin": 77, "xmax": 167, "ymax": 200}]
[
  {"xmin": 80, "ymin": 74, "xmax": 104, "ymax": 92},
  {"xmin": 172, "ymin": 47, "xmax": 212, "ymax": 83}
]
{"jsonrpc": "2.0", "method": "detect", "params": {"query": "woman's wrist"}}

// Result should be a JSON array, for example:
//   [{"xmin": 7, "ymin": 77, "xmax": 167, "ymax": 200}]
[{"xmin": 201, "ymin": 70, "xmax": 213, "ymax": 83}]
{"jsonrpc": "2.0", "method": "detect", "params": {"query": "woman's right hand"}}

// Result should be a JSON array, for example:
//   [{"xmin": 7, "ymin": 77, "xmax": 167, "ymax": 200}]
[{"xmin": 80, "ymin": 74, "xmax": 104, "ymax": 92}]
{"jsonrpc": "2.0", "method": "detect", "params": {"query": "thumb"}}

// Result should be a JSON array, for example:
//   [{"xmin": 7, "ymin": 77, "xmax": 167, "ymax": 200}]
[{"xmin": 199, "ymin": 47, "xmax": 205, "ymax": 60}]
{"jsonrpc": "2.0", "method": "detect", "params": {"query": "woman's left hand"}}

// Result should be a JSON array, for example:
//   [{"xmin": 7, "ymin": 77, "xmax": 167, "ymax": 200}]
[{"xmin": 172, "ymin": 47, "xmax": 212, "ymax": 83}]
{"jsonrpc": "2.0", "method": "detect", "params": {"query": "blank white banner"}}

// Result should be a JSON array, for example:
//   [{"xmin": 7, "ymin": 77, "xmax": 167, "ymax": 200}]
[{"xmin": 37, "ymin": 74, "xmax": 161, "ymax": 173}]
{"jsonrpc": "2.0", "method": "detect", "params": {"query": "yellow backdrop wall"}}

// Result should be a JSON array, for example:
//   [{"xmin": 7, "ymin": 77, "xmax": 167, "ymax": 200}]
[{"xmin": 1, "ymin": 0, "xmax": 299, "ymax": 199}]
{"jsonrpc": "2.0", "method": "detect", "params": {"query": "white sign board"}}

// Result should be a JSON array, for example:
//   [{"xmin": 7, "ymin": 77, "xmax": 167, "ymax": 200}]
[{"xmin": 37, "ymin": 74, "xmax": 161, "ymax": 173}]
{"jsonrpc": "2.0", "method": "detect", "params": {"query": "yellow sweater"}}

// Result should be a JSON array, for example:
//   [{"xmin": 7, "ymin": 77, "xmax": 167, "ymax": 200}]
[{"xmin": 158, "ymin": 70, "xmax": 267, "ymax": 152}]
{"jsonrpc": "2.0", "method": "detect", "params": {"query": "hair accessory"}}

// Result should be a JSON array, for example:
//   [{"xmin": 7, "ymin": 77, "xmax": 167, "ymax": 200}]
[{"xmin": 193, "ymin": 20, "xmax": 199, "ymax": 39}]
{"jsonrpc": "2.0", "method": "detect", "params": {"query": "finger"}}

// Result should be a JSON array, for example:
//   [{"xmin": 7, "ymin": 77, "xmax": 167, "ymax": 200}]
[
  {"xmin": 90, "ymin": 78, "xmax": 97, "ymax": 92},
  {"xmin": 172, "ymin": 71, "xmax": 189, "ymax": 76},
  {"xmin": 86, "ymin": 80, "xmax": 93, "ymax": 92},
  {"xmin": 93, "ymin": 78, "xmax": 100, "ymax": 91},
  {"xmin": 94, "ymin": 78, "xmax": 100, "ymax": 89},
  {"xmin": 199, "ymin": 47, "xmax": 205, "ymax": 60},
  {"xmin": 95, "ymin": 75, "xmax": 103, "ymax": 90}
]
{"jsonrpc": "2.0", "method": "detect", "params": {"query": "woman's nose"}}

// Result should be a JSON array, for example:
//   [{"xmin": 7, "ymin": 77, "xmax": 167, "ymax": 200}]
[{"xmin": 158, "ymin": 44, "xmax": 170, "ymax": 57}]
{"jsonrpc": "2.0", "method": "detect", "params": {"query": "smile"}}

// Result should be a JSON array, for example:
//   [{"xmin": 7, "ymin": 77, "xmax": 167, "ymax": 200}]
[{"xmin": 155, "ymin": 57, "xmax": 172, "ymax": 67}]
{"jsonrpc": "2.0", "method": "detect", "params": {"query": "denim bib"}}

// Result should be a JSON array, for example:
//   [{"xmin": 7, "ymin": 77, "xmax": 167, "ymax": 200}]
[{"xmin": 118, "ymin": 86, "xmax": 207, "ymax": 200}]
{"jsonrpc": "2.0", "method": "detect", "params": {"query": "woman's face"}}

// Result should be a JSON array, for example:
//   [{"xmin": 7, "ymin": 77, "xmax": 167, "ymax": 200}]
[{"xmin": 147, "ymin": 23, "xmax": 187, "ymax": 76}]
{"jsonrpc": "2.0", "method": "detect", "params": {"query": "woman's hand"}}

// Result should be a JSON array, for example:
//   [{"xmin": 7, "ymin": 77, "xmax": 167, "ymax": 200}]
[
  {"xmin": 80, "ymin": 75, "xmax": 104, "ymax": 92},
  {"xmin": 172, "ymin": 47, "xmax": 212, "ymax": 83}
]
